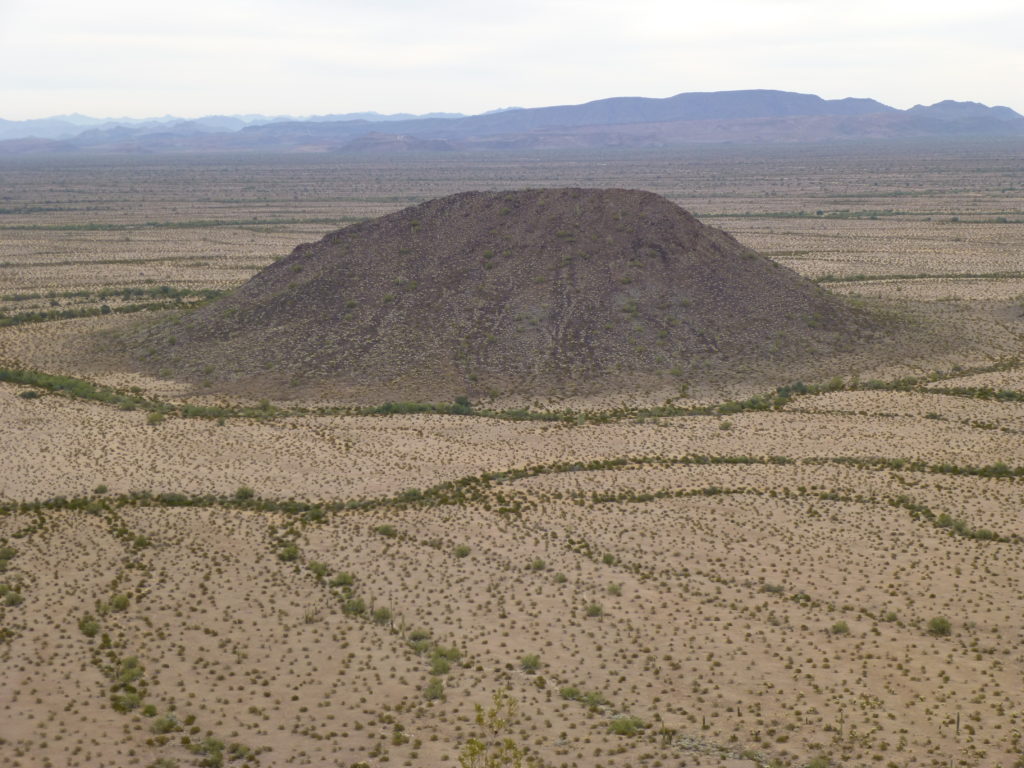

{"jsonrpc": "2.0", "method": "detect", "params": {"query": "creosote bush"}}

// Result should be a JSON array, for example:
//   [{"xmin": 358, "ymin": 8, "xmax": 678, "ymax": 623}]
[
  {"xmin": 424, "ymin": 677, "xmax": 445, "ymax": 701},
  {"xmin": 78, "ymin": 614, "xmax": 100, "ymax": 637},
  {"xmin": 520, "ymin": 654, "xmax": 541, "ymax": 673},
  {"xmin": 928, "ymin": 616, "xmax": 952, "ymax": 636},
  {"xmin": 609, "ymin": 715, "xmax": 645, "ymax": 736}
]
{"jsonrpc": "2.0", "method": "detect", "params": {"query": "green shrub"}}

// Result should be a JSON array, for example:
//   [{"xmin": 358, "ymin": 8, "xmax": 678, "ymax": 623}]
[
  {"xmin": 78, "ymin": 614, "xmax": 100, "ymax": 638},
  {"xmin": 434, "ymin": 644, "xmax": 462, "ymax": 662},
  {"xmin": 423, "ymin": 677, "xmax": 445, "ymax": 701},
  {"xmin": 109, "ymin": 593, "xmax": 130, "ymax": 611},
  {"xmin": 111, "ymin": 692, "xmax": 142, "ymax": 712},
  {"xmin": 430, "ymin": 655, "xmax": 450, "ymax": 675},
  {"xmin": 520, "ymin": 654, "xmax": 541, "ymax": 673},
  {"xmin": 307, "ymin": 561, "xmax": 328, "ymax": 578},
  {"xmin": 528, "ymin": 558, "xmax": 546, "ymax": 571},
  {"xmin": 118, "ymin": 656, "xmax": 143, "ymax": 684},
  {"xmin": 371, "ymin": 606, "xmax": 392, "ymax": 625},
  {"xmin": 375, "ymin": 524, "xmax": 399, "ymax": 538},
  {"xmin": 234, "ymin": 486, "xmax": 255, "ymax": 500},
  {"xmin": 408, "ymin": 629, "xmax": 431, "ymax": 654},
  {"xmin": 585, "ymin": 602, "xmax": 603, "ymax": 617},
  {"xmin": 329, "ymin": 571, "xmax": 354, "ymax": 587},
  {"xmin": 928, "ymin": 616, "xmax": 952, "ymax": 636},
  {"xmin": 453, "ymin": 544, "xmax": 471, "ymax": 558},
  {"xmin": 831, "ymin": 621, "xmax": 850, "ymax": 635},
  {"xmin": 152, "ymin": 715, "xmax": 179, "ymax": 734},
  {"xmin": 609, "ymin": 715, "xmax": 645, "ymax": 736},
  {"xmin": 343, "ymin": 597, "xmax": 366, "ymax": 616},
  {"xmin": 277, "ymin": 544, "xmax": 299, "ymax": 562}
]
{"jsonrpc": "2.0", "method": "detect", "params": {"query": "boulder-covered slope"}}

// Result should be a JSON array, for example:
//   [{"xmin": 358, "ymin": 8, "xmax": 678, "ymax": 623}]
[{"xmin": 132, "ymin": 188, "xmax": 879, "ymax": 399}]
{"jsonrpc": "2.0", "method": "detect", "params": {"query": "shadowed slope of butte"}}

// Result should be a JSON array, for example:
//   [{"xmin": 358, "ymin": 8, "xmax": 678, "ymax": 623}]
[{"xmin": 132, "ymin": 188, "xmax": 879, "ymax": 399}]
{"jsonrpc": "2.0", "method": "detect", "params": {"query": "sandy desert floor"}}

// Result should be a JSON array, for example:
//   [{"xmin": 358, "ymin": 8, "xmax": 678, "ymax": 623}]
[{"xmin": 1, "ymin": 144, "xmax": 1022, "ymax": 768}]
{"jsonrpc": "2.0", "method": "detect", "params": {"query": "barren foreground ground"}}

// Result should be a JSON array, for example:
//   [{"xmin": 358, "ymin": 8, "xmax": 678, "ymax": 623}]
[{"xmin": 1, "ymin": 143, "xmax": 1023, "ymax": 768}]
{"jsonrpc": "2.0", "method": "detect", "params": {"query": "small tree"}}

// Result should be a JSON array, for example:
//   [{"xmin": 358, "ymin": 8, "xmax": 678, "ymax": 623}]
[{"xmin": 459, "ymin": 690, "xmax": 529, "ymax": 768}]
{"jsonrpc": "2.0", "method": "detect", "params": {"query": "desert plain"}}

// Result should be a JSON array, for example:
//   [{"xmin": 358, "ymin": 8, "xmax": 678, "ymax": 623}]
[{"xmin": 0, "ymin": 141, "xmax": 1023, "ymax": 768}]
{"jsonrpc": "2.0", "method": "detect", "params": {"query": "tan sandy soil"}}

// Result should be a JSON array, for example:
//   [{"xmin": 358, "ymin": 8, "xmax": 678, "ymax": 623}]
[{"xmin": 2, "ymin": 146, "xmax": 1024, "ymax": 768}]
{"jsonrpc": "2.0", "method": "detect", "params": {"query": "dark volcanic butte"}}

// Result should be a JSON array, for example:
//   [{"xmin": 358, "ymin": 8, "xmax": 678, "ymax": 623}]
[{"xmin": 135, "ymin": 188, "xmax": 877, "ymax": 399}]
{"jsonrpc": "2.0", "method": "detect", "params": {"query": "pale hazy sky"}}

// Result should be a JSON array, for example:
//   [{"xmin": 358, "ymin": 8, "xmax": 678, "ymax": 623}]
[{"xmin": 1, "ymin": 0, "xmax": 1022, "ymax": 120}]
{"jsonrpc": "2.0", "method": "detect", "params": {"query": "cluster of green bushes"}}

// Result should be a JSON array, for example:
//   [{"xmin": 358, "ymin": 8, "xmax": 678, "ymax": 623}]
[
  {"xmin": 2, "ymin": 356, "xmax": 1019, "ymax": 432},
  {"xmin": 560, "ymin": 685, "xmax": 609, "ymax": 709},
  {"xmin": 0, "ymin": 300, "xmax": 202, "ymax": 328},
  {"xmin": 3, "ymin": 285, "xmax": 222, "ymax": 303},
  {"xmin": 816, "ymin": 270, "xmax": 1024, "ymax": 284}
]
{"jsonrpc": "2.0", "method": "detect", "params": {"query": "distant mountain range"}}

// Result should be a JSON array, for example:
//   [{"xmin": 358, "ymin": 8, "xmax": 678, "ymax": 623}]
[{"xmin": 1, "ymin": 90, "xmax": 1020, "ymax": 154}]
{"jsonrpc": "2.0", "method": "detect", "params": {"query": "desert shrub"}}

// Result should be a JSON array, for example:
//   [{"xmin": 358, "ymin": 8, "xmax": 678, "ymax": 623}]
[
  {"xmin": 93, "ymin": 484, "xmax": 108, "ymax": 494},
  {"xmin": 435, "ymin": 644, "xmax": 462, "ymax": 662},
  {"xmin": 928, "ymin": 616, "xmax": 952, "ymax": 636},
  {"xmin": 585, "ymin": 602, "xmax": 604, "ymax": 617},
  {"xmin": 118, "ymin": 656, "xmax": 144, "ymax": 684},
  {"xmin": 430, "ymin": 655, "xmax": 451, "ymax": 675},
  {"xmin": 152, "ymin": 715, "xmax": 179, "ymax": 734},
  {"xmin": 831, "ymin": 621, "xmax": 850, "ymax": 635},
  {"xmin": 371, "ymin": 606, "xmax": 392, "ymax": 625},
  {"xmin": 146, "ymin": 411, "xmax": 165, "ymax": 426},
  {"xmin": 552, "ymin": 572, "xmax": 568, "ymax": 584},
  {"xmin": 277, "ymin": 544, "xmax": 299, "ymax": 562},
  {"xmin": 527, "ymin": 558, "xmax": 546, "ymax": 571},
  {"xmin": 4, "ymin": 590, "xmax": 23, "ymax": 607},
  {"xmin": 234, "ymin": 486, "xmax": 254, "ymax": 500},
  {"xmin": 806, "ymin": 757, "xmax": 830, "ymax": 768},
  {"xmin": 560, "ymin": 686, "xmax": 581, "ymax": 701},
  {"xmin": 111, "ymin": 691, "xmax": 142, "ymax": 713},
  {"xmin": 607, "ymin": 582, "xmax": 622, "ymax": 596},
  {"xmin": 78, "ymin": 614, "xmax": 100, "ymax": 637},
  {"xmin": 307, "ymin": 561, "xmax": 328, "ymax": 578},
  {"xmin": 375, "ymin": 524, "xmax": 399, "ymax": 538},
  {"xmin": 453, "ymin": 544, "xmax": 471, "ymax": 558},
  {"xmin": 408, "ymin": 629, "xmax": 432, "ymax": 654},
  {"xmin": 343, "ymin": 597, "xmax": 366, "ymax": 616},
  {"xmin": 109, "ymin": 593, "xmax": 130, "ymax": 611},
  {"xmin": 423, "ymin": 677, "xmax": 445, "ymax": 701},
  {"xmin": 521, "ymin": 654, "xmax": 541, "ymax": 673},
  {"xmin": 609, "ymin": 716, "xmax": 645, "ymax": 736},
  {"xmin": 329, "ymin": 572, "xmax": 354, "ymax": 588}
]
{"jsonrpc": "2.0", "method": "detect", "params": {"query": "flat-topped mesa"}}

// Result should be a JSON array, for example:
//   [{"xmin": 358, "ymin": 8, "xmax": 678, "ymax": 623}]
[{"xmin": 132, "ymin": 188, "xmax": 879, "ymax": 399}]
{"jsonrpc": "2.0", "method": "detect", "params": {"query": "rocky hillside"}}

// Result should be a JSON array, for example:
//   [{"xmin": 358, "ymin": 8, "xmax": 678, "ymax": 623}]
[{"xmin": 130, "ymin": 188, "xmax": 880, "ymax": 399}]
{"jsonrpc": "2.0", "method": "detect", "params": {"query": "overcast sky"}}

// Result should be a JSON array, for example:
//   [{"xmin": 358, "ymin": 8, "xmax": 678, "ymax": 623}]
[{"xmin": 1, "ymin": 0, "xmax": 1022, "ymax": 120}]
